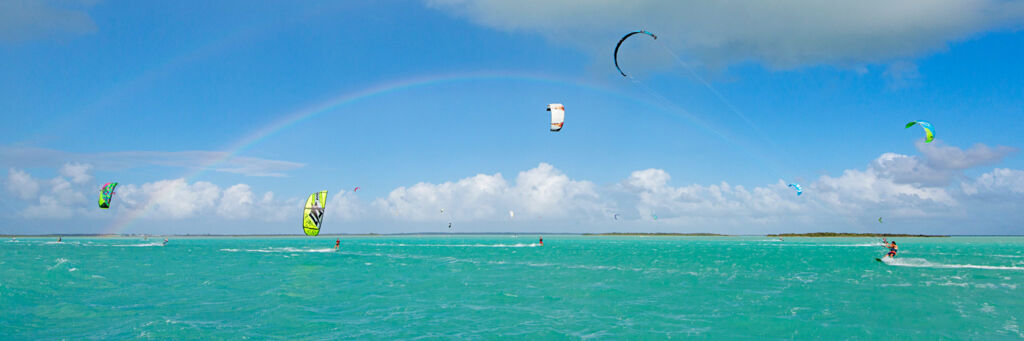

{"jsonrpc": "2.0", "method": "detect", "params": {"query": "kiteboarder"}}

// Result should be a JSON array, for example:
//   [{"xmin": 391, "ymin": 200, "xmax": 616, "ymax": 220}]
[
  {"xmin": 57, "ymin": 236, "xmax": 61, "ymax": 243},
  {"xmin": 886, "ymin": 241, "xmax": 898, "ymax": 258},
  {"xmin": 163, "ymin": 238, "xmax": 168, "ymax": 246},
  {"xmin": 539, "ymin": 236, "xmax": 543, "ymax": 246},
  {"xmin": 334, "ymin": 238, "xmax": 340, "ymax": 250}
]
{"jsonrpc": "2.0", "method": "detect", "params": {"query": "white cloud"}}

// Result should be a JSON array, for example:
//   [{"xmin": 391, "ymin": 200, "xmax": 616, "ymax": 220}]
[
  {"xmin": 864, "ymin": 142, "xmax": 1017, "ymax": 187},
  {"xmin": 23, "ymin": 176, "xmax": 90, "ymax": 219},
  {"xmin": 619, "ymin": 169, "xmax": 801, "ymax": 223},
  {"xmin": 869, "ymin": 152, "xmax": 953, "ymax": 187},
  {"xmin": 116, "ymin": 179, "xmax": 221, "ymax": 219},
  {"xmin": 112, "ymin": 178, "xmax": 295, "ymax": 222},
  {"xmin": 917, "ymin": 141, "xmax": 1017, "ymax": 171},
  {"xmin": 58, "ymin": 162, "xmax": 93, "ymax": 184},
  {"xmin": 0, "ymin": 0, "xmax": 97, "ymax": 43},
  {"xmin": 962, "ymin": 168, "xmax": 1024, "ymax": 196},
  {"xmin": 4, "ymin": 167, "xmax": 294, "ymax": 224},
  {"xmin": 218, "ymin": 184, "xmax": 255, "ymax": 219},
  {"xmin": 1, "ymin": 147, "xmax": 1021, "ymax": 234},
  {"xmin": 373, "ymin": 163, "xmax": 602, "ymax": 221},
  {"xmin": 328, "ymin": 191, "xmax": 367, "ymax": 221},
  {"xmin": 216, "ymin": 184, "xmax": 293, "ymax": 221},
  {"xmin": 5, "ymin": 168, "xmax": 39, "ymax": 200},
  {"xmin": 426, "ymin": 0, "xmax": 1024, "ymax": 69}
]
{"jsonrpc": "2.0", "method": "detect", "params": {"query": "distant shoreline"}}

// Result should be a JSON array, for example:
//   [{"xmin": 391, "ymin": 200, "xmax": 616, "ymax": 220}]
[
  {"xmin": 583, "ymin": 233, "xmax": 725, "ymax": 236},
  {"xmin": 767, "ymin": 232, "xmax": 948, "ymax": 238},
  {"xmin": 0, "ymin": 232, "xmax": 990, "ymax": 238}
]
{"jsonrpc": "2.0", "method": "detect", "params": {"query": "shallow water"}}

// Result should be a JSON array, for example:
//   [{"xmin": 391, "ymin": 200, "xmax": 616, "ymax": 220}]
[{"xmin": 2, "ymin": 235, "xmax": 1023, "ymax": 339}]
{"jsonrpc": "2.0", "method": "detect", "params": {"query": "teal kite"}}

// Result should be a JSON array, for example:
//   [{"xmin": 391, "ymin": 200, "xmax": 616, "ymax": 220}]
[
  {"xmin": 787, "ymin": 183, "xmax": 803, "ymax": 196},
  {"xmin": 905, "ymin": 121, "xmax": 935, "ymax": 143}
]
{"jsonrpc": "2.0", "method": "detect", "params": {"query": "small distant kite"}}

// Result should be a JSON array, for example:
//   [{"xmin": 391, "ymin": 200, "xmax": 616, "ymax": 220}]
[
  {"xmin": 614, "ymin": 30, "xmax": 658, "ymax": 77},
  {"xmin": 353, "ymin": 186, "xmax": 360, "ymax": 192},
  {"xmin": 787, "ymin": 183, "xmax": 803, "ymax": 196},
  {"xmin": 878, "ymin": 217, "xmax": 883, "ymax": 224},
  {"xmin": 905, "ymin": 121, "xmax": 935, "ymax": 143},
  {"xmin": 509, "ymin": 210, "xmax": 515, "ymax": 219},
  {"xmin": 613, "ymin": 213, "xmax": 620, "ymax": 221}
]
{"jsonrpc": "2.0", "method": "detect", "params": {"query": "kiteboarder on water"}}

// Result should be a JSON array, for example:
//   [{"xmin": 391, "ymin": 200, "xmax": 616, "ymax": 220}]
[
  {"xmin": 163, "ymin": 238, "xmax": 168, "ymax": 246},
  {"xmin": 335, "ymin": 238, "xmax": 340, "ymax": 250},
  {"xmin": 539, "ymin": 236, "xmax": 543, "ymax": 246},
  {"xmin": 885, "ymin": 241, "xmax": 898, "ymax": 258}
]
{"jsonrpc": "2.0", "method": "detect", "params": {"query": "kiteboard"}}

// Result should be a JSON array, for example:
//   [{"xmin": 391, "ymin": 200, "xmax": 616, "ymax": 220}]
[{"xmin": 875, "ymin": 258, "xmax": 884, "ymax": 262}]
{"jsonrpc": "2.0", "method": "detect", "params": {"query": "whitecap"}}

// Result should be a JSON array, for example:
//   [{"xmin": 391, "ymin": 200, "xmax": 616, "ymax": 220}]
[{"xmin": 883, "ymin": 257, "xmax": 1024, "ymax": 271}]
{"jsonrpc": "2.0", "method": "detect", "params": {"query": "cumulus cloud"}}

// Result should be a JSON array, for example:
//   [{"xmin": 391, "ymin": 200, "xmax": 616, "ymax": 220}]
[
  {"xmin": 58, "ymin": 162, "xmax": 93, "ymax": 184},
  {"xmin": 328, "ymin": 191, "xmax": 367, "ymax": 221},
  {"xmin": 216, "ymin": 184, "xmax": 293, "ymax": 221},
  {"xmin": 5, "ymin": 168, "xmax": 39, "ymax": 200},
  {"xmin": 373, "ymin": 163, "xmax": 603, "ymax": 221},
  {"xmin": 2, "ymin": 147, "xmax": 1022, "ymax": 233},
  {"xmin": 0, "ymin": 0, "xmax": 98, "ymax": 43},
  {"xmin": 615, "ymin": 169, "xmax": 801, "ymax": 227},
  {"xmin": 1, "ymin": 166, "xmax": 295, "ymax": 222},
  {"xmin": 961, "ymin": 168, "xmax": 1024, "ymax": 197},
  {"xmin": 866, "ymin": 142, "xmax": 1016, "ymax": 187},
  {"xmin": 425, "ymin": 0, "xmax": 1024, "ymax": 69},
  {"xmin": 916, "ymin": 140, "xmax": 1017, "ymax": 170},
  {"xmin": 23, "ymin": 177, "xmax": 89, "ymax": 219},
  {"xmin": 109, "ymin": 179, "xmax": 293, "ymax": 222},
  {"xmin": 115, "ymin": 179, "xmax": 221, "ymax": 219}
]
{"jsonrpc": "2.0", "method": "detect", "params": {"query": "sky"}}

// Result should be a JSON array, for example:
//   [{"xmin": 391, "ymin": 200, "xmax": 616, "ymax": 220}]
[{"xmin": 1, "ymin": 0, "xmax": 1023, "ymax": 235}]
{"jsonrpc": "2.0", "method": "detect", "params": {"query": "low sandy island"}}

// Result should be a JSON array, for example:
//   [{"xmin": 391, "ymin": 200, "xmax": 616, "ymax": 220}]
[
  {"xmin": 583, "ymin": 233, "xmax": 726, "ymax": 236},
  {"xmin": 767, "ymin": 232, "xmax": 948, "ymax": 237}
]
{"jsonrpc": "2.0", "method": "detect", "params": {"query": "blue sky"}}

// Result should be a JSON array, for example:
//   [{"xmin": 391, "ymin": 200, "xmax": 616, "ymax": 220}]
[{"xmin": 1, "ymin": 0, "xmax": 1023, "ymax": 235}]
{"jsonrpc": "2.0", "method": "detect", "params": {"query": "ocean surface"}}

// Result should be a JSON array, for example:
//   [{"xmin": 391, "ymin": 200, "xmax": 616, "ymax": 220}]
[{"xmin": 2, "ymin": 235, "xmax": 1024, "ymax": 339}]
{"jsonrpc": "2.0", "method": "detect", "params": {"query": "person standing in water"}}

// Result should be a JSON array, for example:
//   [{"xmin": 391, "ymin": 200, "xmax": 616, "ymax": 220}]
[{"xmin": 334, "ymin": 238, "xmax": 340, "ymax": 250}]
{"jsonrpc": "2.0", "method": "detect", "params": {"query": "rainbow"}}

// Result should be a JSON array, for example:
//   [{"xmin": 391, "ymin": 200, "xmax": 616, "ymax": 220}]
[{"xmin": 103, "ymin": 70, "xmax": 634, "ymax": 234}]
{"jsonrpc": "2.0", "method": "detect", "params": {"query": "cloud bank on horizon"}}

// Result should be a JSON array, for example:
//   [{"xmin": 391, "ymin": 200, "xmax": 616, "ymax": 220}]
[{"xmin": 2, "ymin": 142, "xmax": 1020, "ymax": 235}]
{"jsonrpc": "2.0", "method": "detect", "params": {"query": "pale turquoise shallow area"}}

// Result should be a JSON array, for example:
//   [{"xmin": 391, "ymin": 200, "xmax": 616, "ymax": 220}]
[{"xmin": 2, "ymin": 235, "xmax": 1024, "ymax": 339}]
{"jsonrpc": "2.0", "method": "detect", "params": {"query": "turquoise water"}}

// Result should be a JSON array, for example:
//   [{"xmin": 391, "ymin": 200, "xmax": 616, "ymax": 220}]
[{"xmin": 2, "ymin": 235, "xmax": 1024, "ymax": 339}]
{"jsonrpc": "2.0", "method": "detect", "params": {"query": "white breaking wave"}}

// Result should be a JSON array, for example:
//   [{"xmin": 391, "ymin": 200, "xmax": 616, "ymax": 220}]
[
  {"xmin": 785, "ymin": 243, "xmax": 885, "ymax": 247},
  {"xmin": 112, "ymin": 243, "xmax": 164, "ymax": 247},
  {"xmin": 48, "ymin": 258, "xmax": 69, "ymax": 270},
  {"xmin": 366, "ymin": 243, "xmax": 540, "ymax": 248},
  {"xmin": 220, "ymin": 247, "xmax": 336, "ymax": 253},
  {"xmin": 882, "ymin": 257, "xmax": 1024, "ymax": 271}
]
